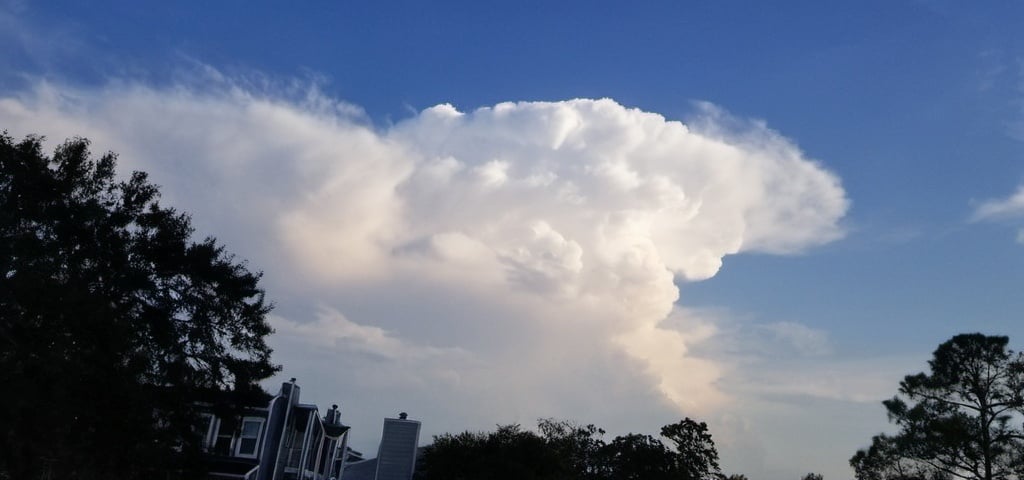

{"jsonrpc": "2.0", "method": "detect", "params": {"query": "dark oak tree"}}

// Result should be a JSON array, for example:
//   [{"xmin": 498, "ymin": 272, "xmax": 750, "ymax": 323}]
[
  {"xmin": 662, "ymin": 418, "xmax": 722, "ymax": 480},
  {"xmin": 0, "ymin": 134, "xmax": 279, "ymax": 480},
  {"xmin": 597, "ymin": 433, "xmax": 679, "ymax": 480},
  {"xmin": 416, "ymin": 417, "xmax": 723, "ymax": 480},
  {"xmin": 851, "ymin": 334, "xmax": 1024, "ymax": 480},
  {"xmin": 538, "ymin": 418, "xmax": 606, "ymax": 479},
  {"xmin": 416, "ymin": 424, "xmax": 563, "ymax": 480}
]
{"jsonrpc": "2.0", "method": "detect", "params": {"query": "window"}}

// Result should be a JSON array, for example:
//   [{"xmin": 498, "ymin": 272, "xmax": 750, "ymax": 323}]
[
  {"xmin": 213, "ymin": 416, "xmax": 235, "ymax": 456},
  {"xmin": 198, "ymin": 414, "xmax": 216, "ymax": 451},
  {"xmin": 236, "ymin": 418, "xmax": 264, "ymax": 458}
]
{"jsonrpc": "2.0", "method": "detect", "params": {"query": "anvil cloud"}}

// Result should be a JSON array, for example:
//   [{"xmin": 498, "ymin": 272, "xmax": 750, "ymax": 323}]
[{"xmin": 0, "ymin": 77, "xmax": 848, "ymax": 466}]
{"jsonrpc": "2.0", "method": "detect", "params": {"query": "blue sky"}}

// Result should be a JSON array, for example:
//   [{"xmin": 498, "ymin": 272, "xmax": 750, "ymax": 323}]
[{"xmin": 4, "ymin": 1, "xmax": 1024, "ymax": 479}]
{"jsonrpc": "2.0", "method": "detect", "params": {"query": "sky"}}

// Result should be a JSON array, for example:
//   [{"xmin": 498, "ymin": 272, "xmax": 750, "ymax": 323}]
[{"xmin": 3, "ymin": 1, "xmax": 1024, "ymax": 479}]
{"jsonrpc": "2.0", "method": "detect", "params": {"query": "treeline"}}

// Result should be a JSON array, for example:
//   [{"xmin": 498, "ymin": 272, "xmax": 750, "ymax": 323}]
[{"xmin": 415, "ymin": 417, "xmax": 726, "ymax": 480}]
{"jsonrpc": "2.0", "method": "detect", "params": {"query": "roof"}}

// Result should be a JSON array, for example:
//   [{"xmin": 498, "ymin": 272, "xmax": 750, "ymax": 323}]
[
  {"xmin": 324, "ymin": 423, "xmax": 351, "ymax": 438},
  {"xmin": 340, "ymin": 458, "xmax": 378, "ymax": 480}
]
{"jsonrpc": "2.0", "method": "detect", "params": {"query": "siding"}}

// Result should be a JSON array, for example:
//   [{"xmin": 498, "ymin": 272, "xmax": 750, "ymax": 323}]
[{"xmin": 373, "ymin": 419, "xmax": 420, "ymax": 480}]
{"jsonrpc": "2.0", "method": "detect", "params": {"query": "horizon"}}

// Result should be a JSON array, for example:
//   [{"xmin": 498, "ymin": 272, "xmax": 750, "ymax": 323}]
[{"xmin": 3, "ymin": 2, "xmax": 1024, "ymax": 479}]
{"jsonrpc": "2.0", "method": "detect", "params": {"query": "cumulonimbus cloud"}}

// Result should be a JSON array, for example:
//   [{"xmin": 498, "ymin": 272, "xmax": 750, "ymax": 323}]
[{"xmin": 0, "ymin": 77, "xmax": 848, "ymax": 434}]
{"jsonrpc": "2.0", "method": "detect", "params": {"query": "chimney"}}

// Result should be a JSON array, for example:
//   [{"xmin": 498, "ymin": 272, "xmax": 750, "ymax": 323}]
[{"xmin": 326, "ymin": 404, "xmax": 341, "ymax": 425}]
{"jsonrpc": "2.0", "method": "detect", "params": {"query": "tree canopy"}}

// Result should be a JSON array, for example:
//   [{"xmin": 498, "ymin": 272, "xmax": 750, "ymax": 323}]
[
  {"xmin": 0, "ymin": 133, "xmax": 279, "ymax": 479},
  {"xmin": 661, "ymin": 418, "xmax": 722, "ymax": 480},
  {"xmin": 415, "ymin": 417, "xmax": 723, "ymax": 480},
  {"xmin": 851, "ymin": 333, "xmax": 1024, "ymax": 480}
]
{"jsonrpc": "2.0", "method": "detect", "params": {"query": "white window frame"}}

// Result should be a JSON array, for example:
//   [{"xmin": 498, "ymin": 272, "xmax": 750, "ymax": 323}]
[
  {"xmin": 235, "ymin": 417, "xmax": 265, "ymax": 458},
  {"xmin": 213, "ymin": 417, "xmax": 235, "ymax": 455},
  {"xmin": 199, "ymin": 413, "xmax": 217, "ymax": 451}
]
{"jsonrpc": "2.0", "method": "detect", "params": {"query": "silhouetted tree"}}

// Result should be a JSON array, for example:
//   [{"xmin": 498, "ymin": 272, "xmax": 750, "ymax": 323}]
[
  {"xmin": 851, "ymin": 334, "xmax": 1024, "ymax": 480},
  {"xmin": 416, "ymin": 424, "xmax": 564, "ymax": 480},
  {"xmin": 662, "ymin": 418, "xmax": 723, "ymax": 480},
  {"xmin": 850, "ymin": 434, "xmax": 939, "ymax": 480},
  {"xmin": 537, "ymin": 418, "xmax": 606, "ymax": 480},
  {"xmin": 417, "ymin": 417, "xmax": 724, "ymax": 480},
  {"xmin": 802, "ymin": 473, "xmax": 824, "ymax": 480},
  {"xmin": 597, "ymin": 433, "xmax": 678, "ymax": 480},
  {"xmin": 0, "ymin": 134, "xmax": 279, "ymax": 480}
]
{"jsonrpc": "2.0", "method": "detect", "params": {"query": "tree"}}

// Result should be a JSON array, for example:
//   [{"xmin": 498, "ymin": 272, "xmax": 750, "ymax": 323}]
[
  {"xmin": 661, "ymin": 418, "xmax": 723, "ymax": 480},
  {"xmin": 851, "ymin": 334, "xmax": 1024, "ymax": 480},
  {"xmin": 851, "ymin": 434, "xmax": 943, "ymax": 480},
  {"xmin": 537, "ymin": 418, "xmax": 606, "ymax": 480},
  {"xmin": 416, "ymin": 417, "xmax": 725, "ymax": 480},
  {"xmin": 0, "ymin": 133, "xmax": 279, "ymax": 479},
  {"xmin": 802, "ymin": 473, "xmax": 824, "ymax": 480},
  {"xmin": 597, "ymin": 433, "xmax": 679, "ymax": 480},
  {"xmin": 415, "ymin": 424, "xmax": 563, "ymax": 480}
]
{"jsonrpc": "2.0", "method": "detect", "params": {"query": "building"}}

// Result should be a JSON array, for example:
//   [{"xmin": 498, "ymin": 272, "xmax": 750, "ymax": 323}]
[
  {"xmin": 374, "ymin": 414, "xmax": 421, "ymax": 480},
  {"xmin": 340, "ymin": 414, "xmax": 422, "ymax": 480},
  {"xmin": 201, "ymin": 379, "xmax": 351, "ymax": 480}
]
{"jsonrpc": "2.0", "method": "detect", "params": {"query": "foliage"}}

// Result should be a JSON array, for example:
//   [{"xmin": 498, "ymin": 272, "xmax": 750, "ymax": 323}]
[
  {"xmin": 415, "ymin": 424, "xmax": 561, "ymax": 480},
  {"xmin": 597, "ymin": 433, "xmax": 679, "ymax": 480},
  {"xmin": 802, "ymin": 473, "xmax": 824, "ymax": 480},
  {"xmin": 0, "ymin": 134, "xmax": 279, "ymax": 480},
  {"xmin": 538, "ymin": 418, "xmax": 606, "ymax": 479},
  {"xmin": 416, "ymin": 417, "xmax": 723, "ymax": 480},
  {"xmin": 662, "ymin": 418, "xmax": 722, "ymax": 480},
  {"xmin": 851, "ymin": 434, "xmax": 944, "ymax": 480},
  {"xmin": 851, "ymin": 333, "xmax": 1024, "ymax": 480}
]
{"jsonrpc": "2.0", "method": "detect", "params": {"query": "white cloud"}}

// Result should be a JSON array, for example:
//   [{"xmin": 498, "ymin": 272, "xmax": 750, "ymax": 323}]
[
  {"xmin": 971, "ymin": 185, "xmax": 1024, "ymax": 244},
  {"xmin": 0, "ymin": 75, "xmax": 850, "ymax": 471},
  {"xmin": 273, "ymin": 307, "xmax": 468, "ymax": 361},
  {"xmin": 972, "ymin": 185, "xmax": 1024, "ymax": 221}
]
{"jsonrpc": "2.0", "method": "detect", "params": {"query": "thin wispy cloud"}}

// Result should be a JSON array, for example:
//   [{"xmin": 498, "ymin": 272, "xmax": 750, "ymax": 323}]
[
  {"xmin": 972, "ymin": 185, "xmax": 1024, "ymax": 221},
  {"xmin": 970, "ymin": 185, "xmax": 1024, "ymax": 244}
]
